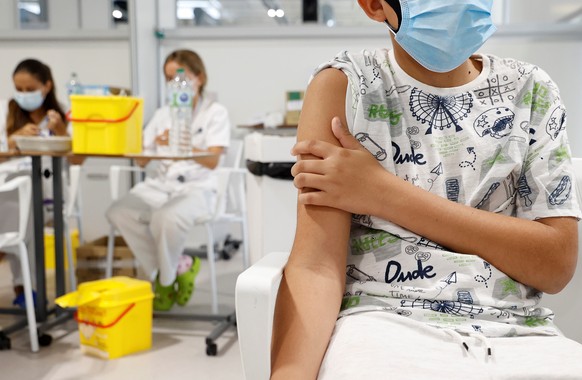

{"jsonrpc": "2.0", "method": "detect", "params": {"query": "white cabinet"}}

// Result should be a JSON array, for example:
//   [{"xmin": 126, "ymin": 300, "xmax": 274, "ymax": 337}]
[{"xmin": 245, "ymin": 132, "xmax": 297, "ymax": 264}]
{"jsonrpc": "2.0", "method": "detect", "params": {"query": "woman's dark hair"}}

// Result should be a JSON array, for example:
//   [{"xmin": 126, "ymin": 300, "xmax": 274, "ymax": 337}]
[
  {"xmin": 6, "ymin": 58, "xmax": 66, "ymax": 135},
  {"xmin": 164, "ymin": 49, "xmax": 208, "ymax": 96}
]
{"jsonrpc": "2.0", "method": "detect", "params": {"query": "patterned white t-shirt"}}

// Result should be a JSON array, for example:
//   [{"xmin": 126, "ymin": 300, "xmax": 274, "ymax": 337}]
[{"xmin": 313, "ymin": 49, "xmax": 581, "ymax": 338}]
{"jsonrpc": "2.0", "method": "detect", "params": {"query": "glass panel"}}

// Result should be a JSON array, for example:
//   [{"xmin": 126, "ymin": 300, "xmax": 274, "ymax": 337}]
[
  {"xmin": 175, "ymin": 0, "xmax": 582, "ymax": 28},
  {"xmin": 112, "ymin": 0, "xmax": 129, "ymax": 25},
  {"xmin": 18, "ymin": 0, "xmax": 48, "ymax": 29},
  {"xmin": 176, "ymin": 0, "xmax": 370, "ymax": 27}
]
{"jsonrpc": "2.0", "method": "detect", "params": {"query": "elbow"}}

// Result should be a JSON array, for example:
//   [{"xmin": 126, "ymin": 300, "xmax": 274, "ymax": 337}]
[
  {"xmin": 539, "ymin": 251, "xmax": 577, "ymax": 295},
  {"xmin": 542, "ymin": 261, "xmax": 576, "ymax": 294},
  {"xmin": 533, "ymin": 220, "xmax": 579, "ymax": 294}
]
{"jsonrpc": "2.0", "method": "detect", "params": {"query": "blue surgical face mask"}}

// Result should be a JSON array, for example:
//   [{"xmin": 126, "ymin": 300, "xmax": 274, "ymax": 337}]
[
  {"xmin": 386, "ymin": 0, "xmax": 497, "ymax": 73},
  {"xmin": 14, "ymin": 90, "xmax": 46, "ymax": 112}
]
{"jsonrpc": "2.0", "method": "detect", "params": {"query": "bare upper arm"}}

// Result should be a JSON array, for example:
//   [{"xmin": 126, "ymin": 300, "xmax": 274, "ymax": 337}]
[{"xmin": 289, "ymin": 68, "xmax": 352, "ymax": 275}]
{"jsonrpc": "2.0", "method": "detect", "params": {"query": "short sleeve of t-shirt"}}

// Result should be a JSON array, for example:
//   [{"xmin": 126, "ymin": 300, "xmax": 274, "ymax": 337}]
[
  {"xmin": 310, "ymin": 50, "xmax": 368, "ymax": 137},
  {"xmin": 513, "ymin": 67, "xmax": 582, "ymax": 221}
]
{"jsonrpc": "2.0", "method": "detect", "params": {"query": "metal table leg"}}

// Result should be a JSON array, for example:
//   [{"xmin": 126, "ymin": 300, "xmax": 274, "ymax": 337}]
[
  {"xmin": 52, "ymin": 157, "xmax": 66, "ymax": 300},
  {"xmin": 31, "ymin": 156, "xmax": 47, "ymax": 322}
]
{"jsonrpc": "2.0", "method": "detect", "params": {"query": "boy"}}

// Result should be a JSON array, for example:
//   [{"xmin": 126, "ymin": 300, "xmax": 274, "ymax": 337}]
[{"xmin": 271, "ymin": 0, "xmax": 582, "ymax": 378}]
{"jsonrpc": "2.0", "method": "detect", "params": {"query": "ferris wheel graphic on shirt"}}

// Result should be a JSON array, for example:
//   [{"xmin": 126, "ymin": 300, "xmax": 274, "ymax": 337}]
[{"xmin": 409, "ymin": 89, "xmax": 473, "ymax": 135}]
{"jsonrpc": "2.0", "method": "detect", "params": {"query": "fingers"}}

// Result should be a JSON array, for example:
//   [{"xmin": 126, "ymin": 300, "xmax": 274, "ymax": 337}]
[
  {"xmin": 155, "ymin": 133, "xmax": 169, "ymax": 146},
  {"xmin": 297, "ymin": 190, "xmax": 334, "ymax": 208},
  {"xmin": 293, "ymin": 172, "xmax": 328, "ymax": 192},
  {"xmin": 22, "ymin": 124, "xmax": 39, "ymax": 135},
  {"xmin": 291, "ymin": 116, "xmax": 364, "ymax": 158},
  {"xmin": 47, "ymin": 110, "xmax": 62, "ymax": 124},
  {"xmin": 290, "ymin": 159, "xmax": 327, "ymax": 177},
  {"xmin": 291, "ymin": 139, "xmax": 336, "ymax": 159},
  {"xmin": 331, "ymin": 116, "xmax": 364, "ymax": 151}
]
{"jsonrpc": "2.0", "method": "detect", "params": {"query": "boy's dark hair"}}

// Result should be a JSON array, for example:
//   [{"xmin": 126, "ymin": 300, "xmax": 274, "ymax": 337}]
[
  {"xmin": 385, "ymin": 0, "xmax": 402, "ymax": 31},
  {"xmin": 7, "ymin": 58, "xmax": 65, "ymax": 135}
]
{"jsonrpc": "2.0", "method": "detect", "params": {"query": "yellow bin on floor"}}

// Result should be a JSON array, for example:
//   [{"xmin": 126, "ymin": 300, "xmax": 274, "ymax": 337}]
[
  {"xmin": 44, "ymin": 228, "xmax": 79, "ymax": 270},
  {"xmin": 55, "ymin": 276, "xmax": 154, "ymax": 359}
]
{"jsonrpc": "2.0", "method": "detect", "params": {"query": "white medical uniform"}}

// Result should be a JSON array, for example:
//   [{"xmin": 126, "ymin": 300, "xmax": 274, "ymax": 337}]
[{"xmin": 106, "ymin": 95, "xmax": 231, "ymax": 286}]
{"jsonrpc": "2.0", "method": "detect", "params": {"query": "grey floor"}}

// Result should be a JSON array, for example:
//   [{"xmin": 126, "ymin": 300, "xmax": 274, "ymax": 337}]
[{"xmin": 0, "ymin": 252, "xmax": 246, "ymax": 380}]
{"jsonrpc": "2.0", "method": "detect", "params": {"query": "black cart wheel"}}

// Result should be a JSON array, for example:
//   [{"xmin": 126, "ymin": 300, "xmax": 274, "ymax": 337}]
[
  {"xmin": 220, "ymin": 249, "xmax": 232, "ymax": 261},
  {"xmin": 0, "ymin": 332, "xmax": 11, "ymax": 350},
  {"xmin": 38, "ymin": 333, "xmax": 53, "ymax": 347},
  {"xmin": 206, "ymin": 343, "xmax": 218, "ymax": 356}
]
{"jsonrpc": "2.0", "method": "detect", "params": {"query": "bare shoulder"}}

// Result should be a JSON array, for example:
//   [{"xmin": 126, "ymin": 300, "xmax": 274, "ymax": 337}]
[
  {"xmin": 298, "ymin": 68, "xmax": 348, "ymax": 144},
  {"xmin": 309, "ymin": 67, "xmax": 348, "ymax": 91}
]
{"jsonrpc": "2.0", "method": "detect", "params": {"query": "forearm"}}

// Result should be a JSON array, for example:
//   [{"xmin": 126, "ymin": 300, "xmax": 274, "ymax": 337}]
[
  {"xmin": 271, "ymin": 264, "xmax": 344, "ymax": 379},
  {"xmin": 192, "ymin": 146, "xmax": 222, "ymax": 169},
  {"xmin": 271, "ymin": 205, "xmax": 351, "ymax": 378},
  {"xmin": 375, "ymin": 173, "xmax": 578, "ymax": 293}
]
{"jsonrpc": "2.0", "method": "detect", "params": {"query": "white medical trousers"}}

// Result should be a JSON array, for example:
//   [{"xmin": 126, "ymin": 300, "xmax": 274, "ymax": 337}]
[{"xmin": 106, "ymin": 178, "xmax": 215, "ymax": 286}]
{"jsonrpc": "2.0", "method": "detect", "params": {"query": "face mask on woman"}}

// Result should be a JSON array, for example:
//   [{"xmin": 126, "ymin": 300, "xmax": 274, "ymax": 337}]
[
  {"xmin": 14, "ymin": 90, "xmax": 46, "ymax": 112},
  {"xmin": 386, "ymin": 0, "xmax": 497, "ymax": 73}
]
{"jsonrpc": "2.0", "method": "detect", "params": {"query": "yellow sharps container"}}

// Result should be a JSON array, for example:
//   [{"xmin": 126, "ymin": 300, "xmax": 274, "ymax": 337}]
[{"xmin": 56, "ymin": 276, "xmax": 153, "ymax": 359}]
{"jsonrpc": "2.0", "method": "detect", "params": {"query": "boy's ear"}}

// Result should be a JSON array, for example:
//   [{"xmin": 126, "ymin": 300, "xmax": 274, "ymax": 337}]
[{"xmin": 358, "ymin": 0, "xmax": 389, "ymax": 23}]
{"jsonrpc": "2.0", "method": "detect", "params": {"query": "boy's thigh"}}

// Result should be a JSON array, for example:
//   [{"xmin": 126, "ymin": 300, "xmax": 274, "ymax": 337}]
[
  {"xmin": 318, "ymin": 311, "xmax": 582, "ymax": 380},
  {"xmin": 318, "ymin": 311, "xmax": 483, "ymax": 380},
  {"xmin": 491, "ymin": 335, "xmax": 582, "ymax": 379}
]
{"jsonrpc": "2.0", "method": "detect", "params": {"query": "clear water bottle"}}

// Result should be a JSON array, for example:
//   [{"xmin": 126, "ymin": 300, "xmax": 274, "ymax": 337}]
[
  {"xmin": 168, "ymin": 68, "xmax": 193, "ymax": 156},
  {"xmin": 67, "ymin": 72, "xmax": 84, "ymax": 98},
  {"xmin": 38, "ymin": 116, "xmax": 51, "ymax": 137}
]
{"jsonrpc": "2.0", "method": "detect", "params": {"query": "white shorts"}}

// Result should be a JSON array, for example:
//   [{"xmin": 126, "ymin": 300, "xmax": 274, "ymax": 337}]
[{"xmin": 318, "ymin": 311, "xmax": 582, "ymax": 380}]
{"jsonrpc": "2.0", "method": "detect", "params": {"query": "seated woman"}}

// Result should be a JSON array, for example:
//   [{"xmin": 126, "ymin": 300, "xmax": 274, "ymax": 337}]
[
  {"xmin": 0, "ymin": 58, "xmax": 68, "ymax": 308},
  {"xmin": 106, "ymin": 49, "xmax": 231, "ymax": 311},
  {"xmin": 6, "ymin": 59, "xmax": 68, "ymax": 146}
]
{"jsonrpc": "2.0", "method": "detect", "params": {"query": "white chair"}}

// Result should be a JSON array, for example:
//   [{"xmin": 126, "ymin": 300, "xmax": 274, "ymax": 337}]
[
  {"xmin": 105, "ymin": 140, "xmax": 250, "ymax": 314},
  {"xmin": 235, "ymin": 251, "xmax": 289, "ymax": 380},
  {"xmin": 63, "ymin": 164, "xmax": 83, "ymax": 292},
  {"xmin": 0, "ymin": 161, "xmax": 83, "ymax": 294},
  {"xmin": 235, "ymin": 158, "xmax": 582, "ymax": 380},
  {"xmin": 0, "ymin": 176, "xmax": 39, "ymax": 352}
]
